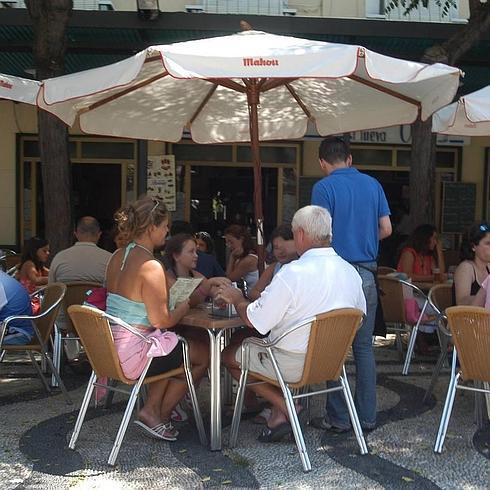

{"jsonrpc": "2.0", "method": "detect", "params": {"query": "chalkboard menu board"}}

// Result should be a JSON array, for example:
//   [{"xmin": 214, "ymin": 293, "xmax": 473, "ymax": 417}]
[
  {"xmin": 441, "ymin": 182, "xmax": 476, "ymax": 233},
  {"xmin": 298, "ymin": 177, "xmax": 319, "ymax": 208}
]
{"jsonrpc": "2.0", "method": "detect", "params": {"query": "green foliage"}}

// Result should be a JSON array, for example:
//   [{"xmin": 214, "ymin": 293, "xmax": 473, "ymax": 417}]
[{"xmin": 385, "ymin": 0, "xmax": 457, "ymax": 17}]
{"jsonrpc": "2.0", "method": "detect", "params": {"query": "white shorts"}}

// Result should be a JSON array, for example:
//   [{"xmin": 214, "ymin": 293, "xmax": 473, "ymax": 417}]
[{"xmin": 235, "ymin": 341, "xmax": 305, "ymax": 383}]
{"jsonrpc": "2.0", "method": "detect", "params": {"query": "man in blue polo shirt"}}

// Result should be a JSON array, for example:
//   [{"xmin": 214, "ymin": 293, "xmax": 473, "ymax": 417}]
[
  {"xmin": 0, "ymin": 271, "xmax": 33, "ymax": 345},
  {"xmin": 311, "ymin": 136, "xmax": 392, "ymax": 432}
]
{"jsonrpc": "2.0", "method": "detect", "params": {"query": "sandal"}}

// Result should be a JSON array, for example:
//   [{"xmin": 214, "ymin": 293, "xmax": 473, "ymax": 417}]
[
  {"xmin": 154, "ymin": 421, "xmax": 179, "ymax": 441},
  {"xmin": 134, "ymin": 420, "xmax": 179, "ymax": 441},
  {"xmin": 171, "ymin": 403, "xmax": 189, "ymax": 422},
  {"xmin": 257, "ymin": 422, "xmax": 292, "ymax": 443}
]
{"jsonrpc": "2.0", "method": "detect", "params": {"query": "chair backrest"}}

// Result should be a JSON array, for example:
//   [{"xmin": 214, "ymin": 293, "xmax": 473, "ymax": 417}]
[
  {"xmin": 446, "ymin": 306, "xmax": 490, "ymax": 382},
  {"xmin": 428, "ymin": 283, "xmax": 453, "ymax": 314},
  {"xmin": 378, "ymin": 276, "xmax": 406, "ymax": 324},
  {"xmin": 68, "ymin": 304, "xmax": 129, "ymax": 382},
  {"xmin": 62, "ymin": 282, "xmax": 102, "ymax": 333},
  {"xmin": 377, "ymin": 266, "xmax": 396, "ymax": 276},
  {"xmin": 297, "ymin": 308, "xmax": 364, "ymax": 386},
  {"xmin": 5, "ymin": 254, "xmax": 20, "ymax": 270},
  {"xmin": 34, "ymin": 283, "xmax": 67, "ymax": 345}
]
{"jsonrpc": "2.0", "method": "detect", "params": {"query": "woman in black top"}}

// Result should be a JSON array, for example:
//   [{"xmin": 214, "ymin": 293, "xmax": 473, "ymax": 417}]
[{"xmin": 453, "ymin": 224, "xmax": 490, "ymax": 305}]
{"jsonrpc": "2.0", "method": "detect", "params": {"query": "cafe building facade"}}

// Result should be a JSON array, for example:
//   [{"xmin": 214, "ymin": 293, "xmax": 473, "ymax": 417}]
[{"xmin": 0, "ymin": 3, "xmax": 489, "ymax": 257}]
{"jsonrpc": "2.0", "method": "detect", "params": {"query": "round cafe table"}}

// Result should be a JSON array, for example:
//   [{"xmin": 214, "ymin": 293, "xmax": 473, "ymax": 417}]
[{"xmin": 180, "ymin": 306, "xmax": 244, "ymax": 451}]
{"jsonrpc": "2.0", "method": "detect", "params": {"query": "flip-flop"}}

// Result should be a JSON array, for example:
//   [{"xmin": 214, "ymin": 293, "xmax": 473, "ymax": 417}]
[
  {"xmin": 134, "ymin": 420, "xmax": 166, "ymax": 440},
  {"xmin": 257, "ymin": 421, "xmax": 292, "ymax": 443},
  {"xmin": 133, "ymin": 420, "xmax": 179, "ymax": 441}
]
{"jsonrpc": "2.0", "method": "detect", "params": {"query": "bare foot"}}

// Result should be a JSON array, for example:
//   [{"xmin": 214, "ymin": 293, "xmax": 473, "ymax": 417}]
[{"xmin": 137, "ymin": 407, "xmax": 161, "ymax": 428}]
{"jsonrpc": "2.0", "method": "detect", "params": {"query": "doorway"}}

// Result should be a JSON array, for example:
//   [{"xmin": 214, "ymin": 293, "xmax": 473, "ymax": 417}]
[{"xmin": 189, "ymin": 165, "xmax": 278, "ymax": 265}]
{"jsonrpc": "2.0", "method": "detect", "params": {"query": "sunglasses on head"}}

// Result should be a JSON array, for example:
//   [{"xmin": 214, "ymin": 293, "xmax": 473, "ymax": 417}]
[
  {"xmin": 479, "ymin": 224, "xmax": 490, "ymax": 232},
  {"xmin": 150, "ymin": 197, "xmax": 161, "ymax": 214}
]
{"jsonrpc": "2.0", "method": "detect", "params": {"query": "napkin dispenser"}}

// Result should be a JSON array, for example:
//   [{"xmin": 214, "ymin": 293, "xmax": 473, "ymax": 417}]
[{"xmin": 211, "ymin": 302, "xmax": 238, "ymax": 318}]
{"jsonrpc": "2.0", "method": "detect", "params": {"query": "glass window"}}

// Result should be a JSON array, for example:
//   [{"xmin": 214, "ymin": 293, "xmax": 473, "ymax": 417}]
[
  {"xmin": 282, "ymin": 168, "xmax": 297, "ymax": 224},
  {"xmin": 351, "ymin": 148, "xmax": 392, "ymax": 166},
  {"xmin": 23, "ymin": 140, "xmax": 39, "ymax": 158},
  {"xmin": 237, "ymin": 146, "xmax": 297, "ymax": 164},
  {"xmin": 174, "ymin": 144, "xmax": 232, "ymax": 162},
  {"xmin": 126, "ymin": 164, "xmax": 136, "ymax": 203},
  {"xmin": 436, "ymin": 151, "xmax": 456, "ymax": 168},
  {"xmin": 397, "ymin": 150, "xmax": 411, "ymax": 167},
  {"xmin": 24, "ymin": 140, "xmax": 77, "ymax": 158},
  {"xmin": 81, "ymin": 141, "xmax": 134, "ymax": 159}
]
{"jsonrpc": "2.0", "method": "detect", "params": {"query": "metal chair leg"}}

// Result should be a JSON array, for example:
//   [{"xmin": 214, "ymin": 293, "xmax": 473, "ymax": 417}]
[
  {"xmin": 402, "ymin": 325, "xmax": 418, "ymax": 375},
  {"xmin": 434, "ymin": 371, "xmax": 460, "ymax": 453},
  {"xmin": 51, "ymin": 326, "xmax": 62, "ymax": 387},
  {"xmin": 395, "ymin": 331, "xmax": 404, "ymax": 359},
  {"xmin": 229, "ymin": 366, "xmax": 249, "ymax": 448},
  {"xmin": 107, "ymin": 361, "xmax": 152, "ymax": 466},
  {"xmin": 42, "ymin": 347, "xmax": 72, "ymax": 404},
  {"xmin": 28, "ymin": 350, "xmax": 51, "ymax": 393},
  {"xmin": 423, "ymin": 348, "xmax": 448, "ymax": 404},
  {"xmin": 340, "ymin": 369, "xmax": 368, "ymax": 455},
  {"xmin": 269, "ymin": 348, "xmax": 311, "ymax": 472},
  {"xmin": 181, "ymin": 338, "xmax": 207, "ymax": 446},
  {"xmin": 104, "ymin": 379, "xmax": 118, "ymax": 409},
  {"xmin": 70, "ymin": 371, "xmax": 97, "ymax": 449}
]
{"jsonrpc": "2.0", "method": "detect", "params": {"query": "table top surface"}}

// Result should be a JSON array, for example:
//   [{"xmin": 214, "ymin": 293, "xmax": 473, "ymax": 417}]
[{"xmin": 181, "ymin": 307, "xmax": 244, "ymax": 330}]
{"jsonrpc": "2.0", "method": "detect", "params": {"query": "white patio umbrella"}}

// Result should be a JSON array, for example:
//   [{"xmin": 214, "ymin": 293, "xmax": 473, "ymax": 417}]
[
  {"xmin": 36, "ymin": 30, "xmax": 461, "ymax": 269},
  {"xmin": 0, "ymin": 73, "xmax": 40, "ymax": 104},
  {"xmin": 432, "ymin": 85, "xmax": 490, "ymax": 136}
]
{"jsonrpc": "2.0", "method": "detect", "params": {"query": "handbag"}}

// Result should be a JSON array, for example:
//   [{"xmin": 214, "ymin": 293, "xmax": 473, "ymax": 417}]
[{"xmin": 84, "ymin": 287, "xmax": 108, "ymax": 311}]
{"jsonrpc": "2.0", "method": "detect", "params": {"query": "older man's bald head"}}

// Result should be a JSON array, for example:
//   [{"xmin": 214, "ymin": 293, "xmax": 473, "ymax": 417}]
[{"xmin": 75, "ymin": 216, "xmax": 101, "ymax": 243}]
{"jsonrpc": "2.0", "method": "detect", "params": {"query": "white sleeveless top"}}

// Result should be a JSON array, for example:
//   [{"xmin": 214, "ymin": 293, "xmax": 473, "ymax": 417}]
[{"xmin": 242, "ymin": 253, "xmax": 259, "ymax": 290}]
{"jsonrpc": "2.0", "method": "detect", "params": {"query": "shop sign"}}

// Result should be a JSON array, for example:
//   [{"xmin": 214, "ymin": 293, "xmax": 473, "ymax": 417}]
[
  {"xmin": 305, "ymin": 122, "xmax": 470, "ymax": 146},
  {"xmin": 147, "ymin": 155, "xmax": 176, "ymax": 211}
]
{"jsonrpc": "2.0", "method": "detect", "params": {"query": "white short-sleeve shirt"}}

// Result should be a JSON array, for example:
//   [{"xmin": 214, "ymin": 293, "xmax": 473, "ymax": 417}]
[{"xmin": 246, "ymin": 247, "xmax": 366, "ymax": 353}]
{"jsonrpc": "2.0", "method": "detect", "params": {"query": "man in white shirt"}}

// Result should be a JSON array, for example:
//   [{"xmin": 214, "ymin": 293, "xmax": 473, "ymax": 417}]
[
  {"xmin": 219, "ymin": 205, "xmax": 366, "ymax": 443},
  {"xmin": 49, "ymin": 216, "xmax": 111, "ymax": 285}
]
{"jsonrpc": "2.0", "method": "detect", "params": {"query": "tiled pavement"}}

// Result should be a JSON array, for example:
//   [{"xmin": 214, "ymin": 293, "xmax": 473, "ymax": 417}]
[{"xmin": 0, "ymin": 339, "xmax": 489, "ymax": 489}]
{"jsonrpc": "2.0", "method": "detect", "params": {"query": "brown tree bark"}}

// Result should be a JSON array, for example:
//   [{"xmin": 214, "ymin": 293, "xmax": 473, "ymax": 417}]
[
  {"xmin": 26, "ymin": 0, "xmax": 73, "ymax": 255},
  {"xmin": 408, "ymin": 1, "xmax": 490, "ymax": 230}
]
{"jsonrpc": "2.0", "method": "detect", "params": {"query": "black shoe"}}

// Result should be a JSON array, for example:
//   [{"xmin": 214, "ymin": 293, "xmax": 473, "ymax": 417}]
[
  {"xmin": 310, "ymin": 417, "xmax": 350, "ymax": 433},
  {"xmin": 258, "ymin": 422, "xmax": 292, "ymax": 443}
]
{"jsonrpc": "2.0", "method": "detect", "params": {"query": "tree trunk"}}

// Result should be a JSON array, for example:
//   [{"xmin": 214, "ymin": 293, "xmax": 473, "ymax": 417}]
[
  {"xmin": 408, "ymin": 1, "xmax": 490, "ymax": 231},
  {"xmin": 409, "ymin": 118, "xmax": 437, "ymax": 228},
  {"xmin": 26, "ymin": 0, "xmax": 73, "ymax": 255}
]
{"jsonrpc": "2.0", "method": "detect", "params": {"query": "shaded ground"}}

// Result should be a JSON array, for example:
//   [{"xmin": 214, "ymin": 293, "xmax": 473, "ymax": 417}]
[{"xmin": 0, "ymin": 339, "xmax": 489, "ymax": 489}]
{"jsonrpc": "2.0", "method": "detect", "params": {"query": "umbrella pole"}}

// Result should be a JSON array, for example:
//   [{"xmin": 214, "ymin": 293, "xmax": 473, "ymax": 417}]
[{"xmin": 247, "ymin": 81, "xmax": 265, "ymax": 275}]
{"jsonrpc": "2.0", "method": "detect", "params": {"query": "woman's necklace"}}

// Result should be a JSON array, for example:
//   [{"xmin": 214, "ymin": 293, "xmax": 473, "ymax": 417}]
[
  {"xmin": 474, "ymin": 261, "xmax": 488, "ymax": 284},
  {"xmin": 133, "ymin": 242, "xmax": 154, "ymax": 257}
]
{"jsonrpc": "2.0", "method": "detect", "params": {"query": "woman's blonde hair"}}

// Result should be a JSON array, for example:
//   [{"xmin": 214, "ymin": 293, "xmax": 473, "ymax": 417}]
[{"xmin": 114, "ymin": 196, "xmax": 168, "ymax": 241}]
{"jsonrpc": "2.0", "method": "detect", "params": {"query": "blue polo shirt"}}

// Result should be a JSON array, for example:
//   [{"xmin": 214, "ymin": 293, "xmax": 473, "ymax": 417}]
[
  {"xmin": 311, "ymin": 167, "xmax": 390, "ymax": 263},
  {"xmin": 0, "ymin": 271, "xmax": 33, "ymax": 337}
]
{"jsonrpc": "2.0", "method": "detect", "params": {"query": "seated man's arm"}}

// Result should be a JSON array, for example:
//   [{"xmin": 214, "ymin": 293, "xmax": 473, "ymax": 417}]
[{"xmin": 220, "ymin": 274, "xmax": 292, "ymax": 335}]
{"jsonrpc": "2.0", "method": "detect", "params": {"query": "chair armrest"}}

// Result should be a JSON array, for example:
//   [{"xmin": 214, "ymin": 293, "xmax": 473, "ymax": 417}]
[
  {"xmin": 242, "ymin": 316, "xmax": 316, "ymax": 350},
  {"xmin": 1, "ymin": 294, "xmax": 63, "ymax": 327},
  {"xmin": 437, "ymin": 314, "xmax": 452, "ymax": 337},
  {"xmin": 398, "ymin": 279, "xmax": 430, "ymax": 301},
  {"xmin": 29, "ymin": 285, "xmax": 49, "ymax": 299},
  {"xmin": 100, "ymin": 310, "xmax": 152, "ymax": 344}
]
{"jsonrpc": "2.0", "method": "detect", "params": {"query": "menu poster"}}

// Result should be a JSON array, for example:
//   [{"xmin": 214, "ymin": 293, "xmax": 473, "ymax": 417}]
[{"xmin": 147, "ymin": 155, "xmax": 176, "ymax": 211}]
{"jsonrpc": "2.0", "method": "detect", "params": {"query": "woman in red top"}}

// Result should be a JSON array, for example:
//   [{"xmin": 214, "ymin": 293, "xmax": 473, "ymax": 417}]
[
  {"xmin": 17, "ymin": 237, "xmax": 50, "ymax": 314},
  {"xmin": 397, "ymin": 224, "xmax": 445, "ymax": 282}
]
